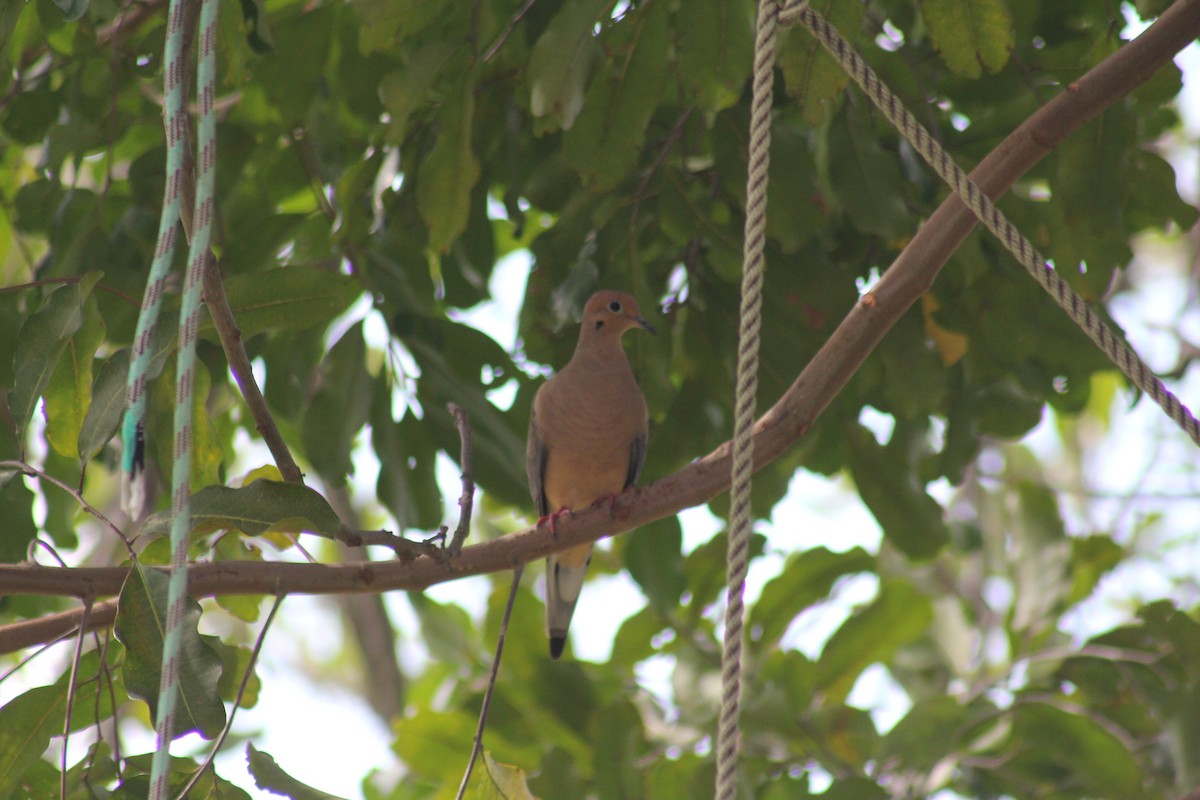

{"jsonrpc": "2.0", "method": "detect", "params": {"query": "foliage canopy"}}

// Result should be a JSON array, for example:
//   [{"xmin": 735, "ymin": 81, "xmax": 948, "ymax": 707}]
[{"xmin": 2, "ymin": 0, "xmax": 1200, "ymax": 797}]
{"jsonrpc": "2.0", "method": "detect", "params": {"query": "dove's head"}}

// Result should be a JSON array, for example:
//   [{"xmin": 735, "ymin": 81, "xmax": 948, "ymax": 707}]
[{"xmin": 579, "ymin": 290, "xmax": 656, "ymax": 343}]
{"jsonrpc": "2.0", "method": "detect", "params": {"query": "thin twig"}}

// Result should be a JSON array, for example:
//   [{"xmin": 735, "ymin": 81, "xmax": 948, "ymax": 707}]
[
  {"xmin": 95, "ymin": 629, "xmax": 122, "ymax": 774},
  {"xmin": 447, "ymin": 403, "xmax": 476, "ymax": 557},
  {"xmin": 172, "ymin": 595, "xmax": 285, "ymax": 800},
  {"xmin": 629, "ymin": 105, "xmax": 694, "ymax": 238},
  {"xmin": 455, "ymin": 565, "xmax": 524, "ymax": 800},
  {"xmin": 483, "ymin": 0, "xmax": 537, "ymax": 62},
  {"xmin": 335, "ymin": 525, "xmax": 446, "ymax": 561},
  {"xmin": 61, "ymin": 599, "xmax": 93, "ymax": 800},
  {"xmin": 0, "ymin": 625, "xmax": 78, "ymax": 685},
  {"xmin": 202, "ymin": 255, "xmax": 305, "ymax": 484},
  {"xmin": 2, "ymin": 461, "xmax": 133, "ymax": 557},
  {"xmin": 29, "ymin": 538, "xmax": 68, "ymax": 567}
]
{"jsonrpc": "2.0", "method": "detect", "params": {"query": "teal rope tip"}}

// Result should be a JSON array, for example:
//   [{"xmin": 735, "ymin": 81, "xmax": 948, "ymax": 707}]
[{"xmin": 120, "ymin": 411, "xmax": 147, "ymax": 518}]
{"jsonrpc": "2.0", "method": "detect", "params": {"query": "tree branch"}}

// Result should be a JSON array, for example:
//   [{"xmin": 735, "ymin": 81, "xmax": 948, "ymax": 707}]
[
  {"xmin": 172, "ymin": 15, "xmax": 305, "ymax": 486},
  {"xmin": 2, "ymin": 0, "xmax": 1198, "ymax": 654},
  {"xmin": 447, "ymin": 403, "xmax": 476, "ymax": 557}
]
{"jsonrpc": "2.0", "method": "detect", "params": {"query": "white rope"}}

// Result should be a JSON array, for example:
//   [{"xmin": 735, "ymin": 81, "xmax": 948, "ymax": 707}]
[
  {"xmin": 715, "ymin": 1, "xmax": 787, "ymax": 797},
  {"xmin": 780, "ymin": 1, "xmax": 1200, "ymax": 447}
]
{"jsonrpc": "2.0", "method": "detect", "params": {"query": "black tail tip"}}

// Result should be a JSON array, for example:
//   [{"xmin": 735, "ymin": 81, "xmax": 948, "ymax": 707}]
[{"xmin": 549, "ymin": 636, "xmax": 566, "ymax": 659}]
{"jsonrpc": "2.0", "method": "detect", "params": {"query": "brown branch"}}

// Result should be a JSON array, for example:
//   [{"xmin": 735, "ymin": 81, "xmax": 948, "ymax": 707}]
[
  {"xmin": 0, "ymin": 602, "xmax": 119, "ymax": 655},
  {"xmin": 447, "ymin": 403, "xmax": 476, "ymax": 557},
  {"xmin": 334, "ymin": 525, "xmax": 445, "ymax": 561},
  {"xmin": 1, "ymin": 0, "xmax": 1198, "ymax": 654},
  {"xmin": 199, "ymin": 255, "xmax": 305, "ymax": 484},
  {"xmin": 173, "ymin": 57, "xmax": 305, "ymax": 485},
  {"xmin": 482, "ymin": 0, "xmax": 537, "ymax": 63}
]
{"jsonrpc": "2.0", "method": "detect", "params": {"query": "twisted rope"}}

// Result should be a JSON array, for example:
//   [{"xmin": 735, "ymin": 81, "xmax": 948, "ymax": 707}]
[
  {"xmin": 120, "ymin": 0, "xmax": 190, "ymax": 520},
  {"xmin": 715, "ymin": 1, "xmax": 784, "ymax": 797},
  {"xmin": 780, "ymin": 1, "xmax": 1200, "ymax": 446},
  {"xmin": 148, "ymin": 0, "xmax": 219, "ymax": 795}
]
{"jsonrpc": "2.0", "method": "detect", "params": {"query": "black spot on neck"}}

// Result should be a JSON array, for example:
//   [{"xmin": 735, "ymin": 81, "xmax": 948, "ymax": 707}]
[{"xmin": 594, "ymin": 320, "xmax": 605, "ymax": 330}]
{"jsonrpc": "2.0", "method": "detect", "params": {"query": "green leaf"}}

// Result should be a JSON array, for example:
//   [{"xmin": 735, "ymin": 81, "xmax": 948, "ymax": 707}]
[
  {"xmin": 371, "ymin": 376, "xmax": 441, "ymax": 531},
  {"xmin": 379, "ymin": 44, "xmax": 454, "ymax": 144},
  {"xmin": 247, "ymin": 743, "xmax": 349, "ymax": 800},
  {"xmin": 844, "ymin": 422, "xmax": 950, "ymax": 559},
  {"xmin": 142, "ymin": 479, "xmax": 343, "ymax": 539},
  {"xmin": 214, "ymin": 267, "xmax": 360, "ymax": 338},
  {"xmin": 1049, "ymin": 106, "xmax": 1137, "ymax": 298},
  {"xmin": 9, "ymin": 274, "xmax": 100, "ymax": 443},
  {"xmin": 0, "ymin": 293, "xmax": 22, "ymax": 392},
  {"xmin": 676, "ymin": 0, "xmax": 754, "ymax": 113},
  {"xmin": 527, "ymin": 0, "xmax": 608, "ymax": 132},
  {"xmin": 43, "ymin": 292, "xmax": 104, "ymax": 459},
  {"xmin": 1009, "ymin": 481, "xmax": 1071, "ymax": 636},
  {"xmin": 1066, "ymin": 533, "xmax": 1124, "ymax": 607},
  {"xmin": 214, "ymin": 637, "xmax": 262, "ymax": 707},
  {"xmin": 0, "ymin": 475, "xmax": 36, "ymax": 562},
  {"xmin": 562, "ymin": 0, "xmax": 670, "ymax": 191},
  {"xmin": 592, "ymin": 700, "xmax": 646, "ymax": 800},
  {"xmin": 1007, "ymin": 700, "xmax": 1142, "ymax": 798},
  {"xmin": 1, "ymin": 81, "xmax": 61, "ymax": 144},
  {"xmin": 765, "ymin": 122, "xmax": 822, "ymax": 254},
  {"xmin": 921, "ymin": 0, "xmax": 1014, "ymax": 79},
  {"xmin": 825, "ymin": 104, "xmax": 911, "ymax": 241},
  {"xmin": 878, "ymin": 695, "xmax": 978, "ymax": 770},
  {"xmin": 149, "ymin": 357, "xmax": 225, "ymax": 493},
  {"xmin": 402, "ymin": 318, "xmax": 527, "ymax": 507},
  {"xmin": 392, "ymin": 707, "xmax": 484, "ymax": 782},
  {"xmin": 1129, "ymin": 149, "xmax": 1199, "ymax": 233},
  {"xmin": 0, "ymin": 687, "xmax": 65, "ymax": 796},
  {"xmin": 300, "ymin": 322, "xmax": 372, "ymax": 485},
  {"xmin": 351, "ymin": 0, "xmax": 448, "ymax": 54},
  {"xmin": 416, "ymin": 72, "xmax": 481, "ymax": 253},
  {"xmin": 778, "ymin": 0, "xmax": 863, "ymax": 124},
  {"xmin": 682, "ymin": 530, "xmax": 767, "ymax": 622},
  {"xmin": 749, "ymin": 546, "xmax": 874, "ymax": 649},
  {"xmin": 251, "ymin": 4, "xmax": 333, "ymax": 119},
  {"xmin": 113, "ymin": 563, "xmax": 227, "ymax": 739},
  {"xmin": 609, "ymin": 606, "xmax": 665, "ymax": 668},
  {"xmin": 471, "ymin": 753, "xmax": 539, "ymax": 800},
  {"xmin": 78, "ymin": 348, "xmax": 129, "ymax": 464},
  {"xmin": 814, "ymin": 580, "xmax": 931, "ymax": 703},
  {"xmin": 50, "ymin": 0, "xmax": 88, "ymax": 22},
  {"xmin": 409, "ymin": 592, "xmax": 477, "ymax": 663},
  {"xmin": 237, "ymin": 0, "xmax": 274, "ymax": 53},
  {"xmin": 624, "ymin": 516, "xmax": 686, "ymax": 614}
]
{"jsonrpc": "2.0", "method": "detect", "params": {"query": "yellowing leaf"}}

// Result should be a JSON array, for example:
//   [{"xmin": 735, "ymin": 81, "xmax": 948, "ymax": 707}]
[
  {"xmin": 44, "ymin": 294, "xmax": 104, "ymax": 459},
  {"xmin": 240, "ymin": 464, "xmax": 285, "ymax": 486},
  {"xmin": 922, "ymin": 293, "xmax": 968, "ymax": 366}
]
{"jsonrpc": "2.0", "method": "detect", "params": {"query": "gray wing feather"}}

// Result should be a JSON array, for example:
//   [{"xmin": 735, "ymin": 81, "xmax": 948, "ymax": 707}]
[
  {"xmin": 527, "ymin": 405, "xmax": 550, "ymax": 517},
  {"xmin": 626, "ymin": 431, "xmax": 647, "ymax": 489}
]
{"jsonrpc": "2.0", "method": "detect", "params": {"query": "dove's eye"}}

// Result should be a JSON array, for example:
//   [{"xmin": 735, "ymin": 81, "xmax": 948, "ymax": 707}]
[{"xmin": 608, "ymin": 300, "xmax": 622, "ymax": 313}]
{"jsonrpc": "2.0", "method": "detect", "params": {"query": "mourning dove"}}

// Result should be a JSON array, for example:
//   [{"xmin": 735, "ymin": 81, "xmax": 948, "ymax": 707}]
[{"xmin": 527, "ymin": 290, "xmax": 655, "ymax": 659}]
